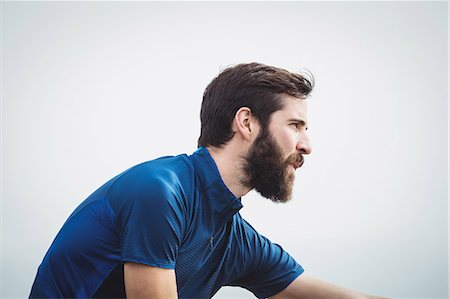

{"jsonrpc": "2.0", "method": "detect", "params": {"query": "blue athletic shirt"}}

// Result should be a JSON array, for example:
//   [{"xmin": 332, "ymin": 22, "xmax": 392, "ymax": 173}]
[{"xmin": 30, "ymin": 147, "xmax": 304, "ymax": 298}]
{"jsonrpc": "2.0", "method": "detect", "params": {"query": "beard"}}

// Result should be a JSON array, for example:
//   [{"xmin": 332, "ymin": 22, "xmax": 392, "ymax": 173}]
[{"xmin": 241, "ymin": 129, "xmax": 304, "ymax": 203}]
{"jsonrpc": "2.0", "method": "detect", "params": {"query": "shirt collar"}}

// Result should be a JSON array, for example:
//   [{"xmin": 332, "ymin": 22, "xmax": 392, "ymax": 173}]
[{"xmin": 190, "ymin": 146, "xmax": 243, "ymax": 227}]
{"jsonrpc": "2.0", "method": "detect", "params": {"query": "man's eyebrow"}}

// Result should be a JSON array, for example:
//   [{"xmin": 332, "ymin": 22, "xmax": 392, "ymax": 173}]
[{"xmin": 287, "ymin": 118, "xmax": 308, "ymax": 129}]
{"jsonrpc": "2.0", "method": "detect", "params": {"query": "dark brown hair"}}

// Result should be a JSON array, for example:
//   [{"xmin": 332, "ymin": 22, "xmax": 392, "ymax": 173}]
[{"xmin": 197, "ymin": 62, "xmax": 314, "ymax": 148}]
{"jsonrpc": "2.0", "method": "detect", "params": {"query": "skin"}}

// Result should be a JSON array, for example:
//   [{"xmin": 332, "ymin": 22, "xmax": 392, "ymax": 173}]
[
  {"xmin": 270, "ymin": 274, "xmax": 388, "ymax": 299},
  {"xmin": 266, "ymin": 95, "xmax": 312, "ymax": 165},
  {"xmin": 125, "ymin": 94, "xmax": 388, "ymax": 298},
  {"xmin": 124, "ymin": 262, "xmax": 177, "ymax": 299}
]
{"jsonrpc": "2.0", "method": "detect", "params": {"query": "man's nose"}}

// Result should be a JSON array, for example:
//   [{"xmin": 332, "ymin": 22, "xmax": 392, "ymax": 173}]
[{"xmin": 296, "ymin": 133, "xmax": 312, "ymax": 155}]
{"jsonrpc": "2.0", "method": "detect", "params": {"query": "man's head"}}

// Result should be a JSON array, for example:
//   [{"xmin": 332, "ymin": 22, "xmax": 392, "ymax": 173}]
[
  {"xmin": 198, "ymin": 62, "xmax": 314, "ymax": 147},
  {"xmin": 198, "ymin": 63, "xmax": 314, "ymax": 202}
]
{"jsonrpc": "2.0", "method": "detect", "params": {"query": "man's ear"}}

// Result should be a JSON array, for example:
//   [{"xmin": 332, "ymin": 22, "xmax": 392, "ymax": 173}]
[{"xmin": 232, "ymin": 107, "xmax": 257, "ymax": 141}]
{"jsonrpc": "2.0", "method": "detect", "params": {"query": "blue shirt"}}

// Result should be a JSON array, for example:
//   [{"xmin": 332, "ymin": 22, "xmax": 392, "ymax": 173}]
[{"xmin": 30, "ymin": 147, "xmax": 303, "ymax": 298}]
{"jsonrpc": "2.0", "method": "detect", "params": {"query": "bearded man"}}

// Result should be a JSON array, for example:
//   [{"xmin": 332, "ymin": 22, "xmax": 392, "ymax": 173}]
[{"xmin": 30, "ymin": 63, "xmax": 385, "ymax": 298}]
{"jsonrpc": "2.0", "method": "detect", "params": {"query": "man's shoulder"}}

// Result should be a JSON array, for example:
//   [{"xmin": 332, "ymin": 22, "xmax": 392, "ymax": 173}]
[
  {"xmin": 121, "ymin": 153, "xmax": 194, "ymax": 186},
  {"xmin": 103, "ymin": 153, "xmax": 196, "ymax": 212}
]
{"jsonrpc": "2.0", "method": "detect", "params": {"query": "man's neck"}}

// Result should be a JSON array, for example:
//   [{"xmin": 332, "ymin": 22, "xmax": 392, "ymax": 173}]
[{"xmin": 206, "ymin": 145, "xmax": 251, "ymax": 199}]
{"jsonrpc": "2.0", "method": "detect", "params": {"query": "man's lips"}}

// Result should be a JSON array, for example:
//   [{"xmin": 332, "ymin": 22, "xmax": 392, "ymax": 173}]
[
  {"xmin": 290, "ymin": 157, "xmax": 304, "ymax": 170},
  {"xmin": 291, "ymin": 162, "xmax": 300, "ymax": 170}
]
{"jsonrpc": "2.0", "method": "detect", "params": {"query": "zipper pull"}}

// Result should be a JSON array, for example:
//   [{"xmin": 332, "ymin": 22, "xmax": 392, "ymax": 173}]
[{"xmin": 210, "ymin": 236, "xmax": 214, "ymax": 250}]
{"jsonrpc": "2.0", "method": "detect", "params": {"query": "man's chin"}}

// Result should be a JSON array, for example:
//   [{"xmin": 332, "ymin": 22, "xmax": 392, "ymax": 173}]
[
  {"xmin": 269, "ymin": 195, "xmax": 292, "ymax": 204},
  {"xmin": 255, "ymin": 189, "xmax": 292, "ymax": 204}
]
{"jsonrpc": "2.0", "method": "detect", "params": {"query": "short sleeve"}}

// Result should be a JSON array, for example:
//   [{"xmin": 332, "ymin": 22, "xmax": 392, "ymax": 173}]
[
  {"xmin": 231, "ymin": 220, "xmax": 304, "ymax": 298},
  {"xmin": 109, "ymin": 171, "xmax": 186, "ymax": 269}
]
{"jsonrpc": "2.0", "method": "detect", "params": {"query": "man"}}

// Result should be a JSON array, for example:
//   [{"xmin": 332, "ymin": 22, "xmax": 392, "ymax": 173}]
[{"xmin": 30, "ymin": 63, "xmax": 385, "ymax": 298}]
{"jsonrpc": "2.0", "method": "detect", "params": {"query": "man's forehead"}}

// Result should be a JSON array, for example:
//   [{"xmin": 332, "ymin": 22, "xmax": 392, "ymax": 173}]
[{"xmin": 279, "ymin": 96, "xmax": 308, "ymax": 119}]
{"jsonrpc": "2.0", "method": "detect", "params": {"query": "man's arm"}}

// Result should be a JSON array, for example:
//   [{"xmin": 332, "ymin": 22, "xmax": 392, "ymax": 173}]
[
  {"xmin": 270, "ymin": 274, "xmax": 388, "ymax": 299},
  {"xmin": 124, "ymin": 262, "xmax": 178, "ymax": 299}
]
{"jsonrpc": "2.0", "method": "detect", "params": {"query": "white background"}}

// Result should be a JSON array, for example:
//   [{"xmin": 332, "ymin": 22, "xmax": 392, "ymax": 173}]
[{"xmin": 1, "ymin": 2, "xmax": 448, "ymax": 298}]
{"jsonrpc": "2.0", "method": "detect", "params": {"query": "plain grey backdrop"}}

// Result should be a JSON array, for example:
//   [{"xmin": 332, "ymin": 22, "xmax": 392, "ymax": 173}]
[{"xmin": 1, "ymin": 1, "xmax": 448, "ymax": 298}]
